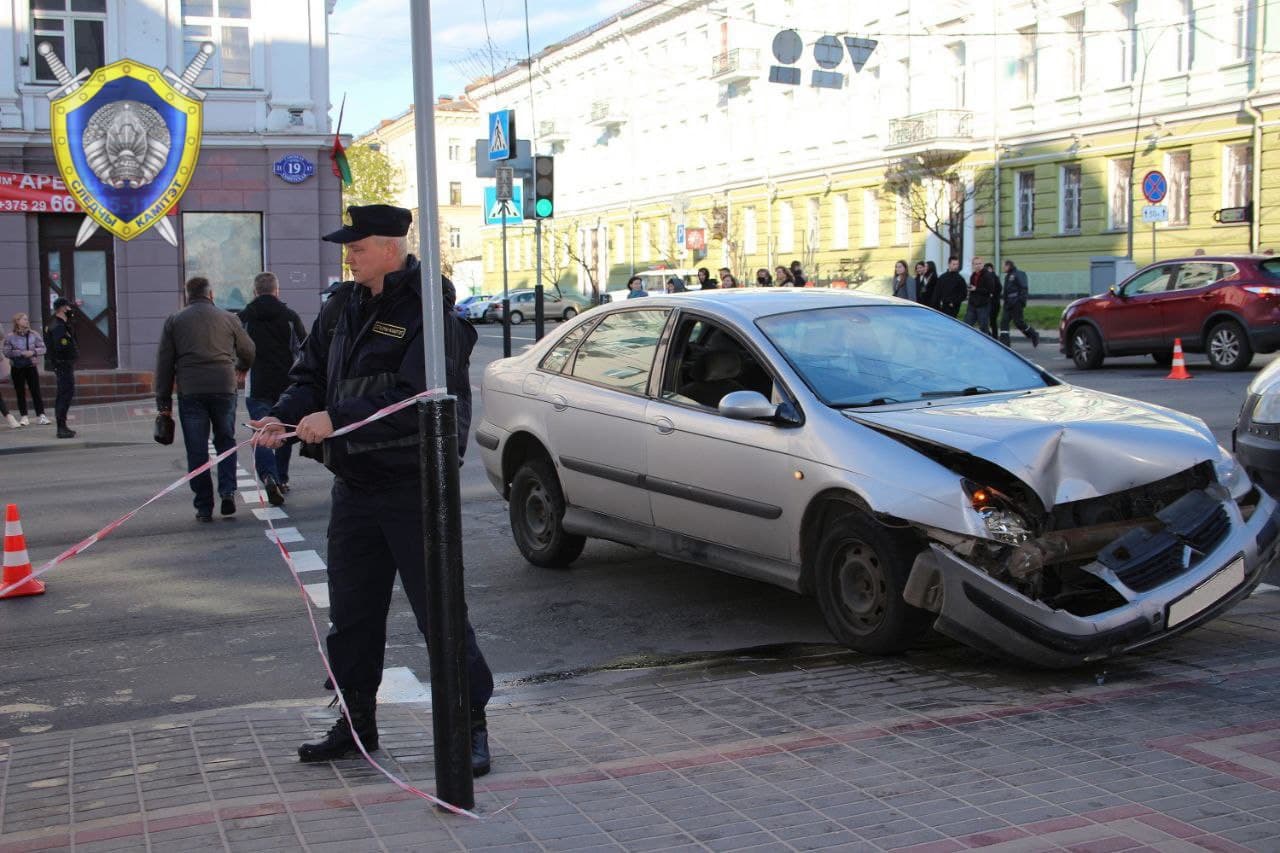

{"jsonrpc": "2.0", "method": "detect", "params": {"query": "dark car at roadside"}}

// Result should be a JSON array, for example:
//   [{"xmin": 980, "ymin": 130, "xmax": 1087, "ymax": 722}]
[{"xmin": 1060, "ymin": 255, "xmax": 1280, "ymax": 372}]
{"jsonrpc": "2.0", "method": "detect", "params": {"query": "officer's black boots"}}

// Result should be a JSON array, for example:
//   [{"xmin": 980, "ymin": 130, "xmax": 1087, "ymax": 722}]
[
  {"xmin": 471, "ymin": 716, "xmax": 491, "ymax": 778},
  {"xmin": 298, "ymin": 689, "xmax": 378, "ymax": 762},
  {"xmin": 56, "ymin": 423, "xmax": 75, "ymax": 439}
]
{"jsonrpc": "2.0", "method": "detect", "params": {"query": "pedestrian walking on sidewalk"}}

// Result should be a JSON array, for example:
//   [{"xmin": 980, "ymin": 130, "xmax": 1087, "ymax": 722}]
[
  {"xmin": 963, "ymin": 258, "xmax": 999, "ymax": 337},
  {"xmin": 696, "ymin": 267, "xmax": 716, "ymax": 290},
  {"xmin": 155, "ymin": 277, "xmax": 255, "ymax": 522},
  {"xmin": 47, "ymin": 299, "xmax": 78, "ymax": 438},
  {"xmin": 891, "ymin": 260, "xmax": 916, "ymax": 302},
  {"xmin": 935, "ymin": 257, "xmax": 967, "ymax": 318},
  {"xmin": 774, "ymin": 265, "xmax": 793, "ymax": 286},
  {"xmin": 3, "ymin": 312, "xmax": 49, "ymax": 426},
  {"xmin": 1000, "ymin": 259, "xmax": 1040, "ymax": 347},
  {"xmin": 249, "ymin": 204, "xmax": 495, "ymax": 777},
  {"xmin": 914, "ymin": 261, "xmax": 935, "ymax": 308},
  {"xmin": 790, "ymin": 260, "xmax": 808, "ymax": 287},
  {"xmin": 238, "ymin": 272, "xmax": 307, "ymax": 507},
  {"xmin": 0, "ymin": 334, "xmax": 17, "ymax": 429}
]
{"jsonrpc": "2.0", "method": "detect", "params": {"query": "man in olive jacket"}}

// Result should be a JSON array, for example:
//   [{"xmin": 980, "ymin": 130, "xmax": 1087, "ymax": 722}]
[{"xmin": 155, "ymin": 276, "xmax": 255, "ymax": 522}]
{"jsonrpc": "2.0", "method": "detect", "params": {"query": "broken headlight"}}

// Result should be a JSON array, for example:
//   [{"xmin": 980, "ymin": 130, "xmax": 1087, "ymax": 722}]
[
  {"xmin": 1213, "ymin": 445, "xmax": 1250, "ymax": 501},
  {"xmin": 964, "ymin": 480, "xmax": 1033, "ymax": 545}
]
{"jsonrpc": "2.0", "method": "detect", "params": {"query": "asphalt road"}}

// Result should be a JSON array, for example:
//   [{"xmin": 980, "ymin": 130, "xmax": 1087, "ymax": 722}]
[{"xmin": 1, "ymin": 320, "xmax": 1275, "ymax": 738}]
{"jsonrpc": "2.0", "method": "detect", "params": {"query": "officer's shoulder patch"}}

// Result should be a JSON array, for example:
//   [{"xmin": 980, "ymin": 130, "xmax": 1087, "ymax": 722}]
[
  {"xmin": 371, "ymin": 322, "xmax": 407, "ymax": 340},
  {"xmin": 60, "ymin": 337, "xmax": 69, "ymax": 345}
]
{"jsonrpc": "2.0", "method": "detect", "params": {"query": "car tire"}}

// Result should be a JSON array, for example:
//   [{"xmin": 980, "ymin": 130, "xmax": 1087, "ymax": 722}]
[
  {"xmin": 1152, "ymin": 350, "xmax": 1173, "ymax": 367},
  {"xmin": 1206, "ymin": 320, "xmax": 1253, "ymax": 371},
  {"xmin": 509, "ymin": 457, "xmax": 586, "ymax": 568},
  {"xmin": 812, "ymin": 510, "xmax": 932, "ymax": 655},
  {"xmin": 509, "ymin": 310, "xmax": 525, "ymax": 325},
  {"xmin": 1070, "ymin": 324, "xmax": 1104, "ymax": 370},
  {"xmin": 562, "ymin": 307, "xmax": 578, "ymax": 321}
]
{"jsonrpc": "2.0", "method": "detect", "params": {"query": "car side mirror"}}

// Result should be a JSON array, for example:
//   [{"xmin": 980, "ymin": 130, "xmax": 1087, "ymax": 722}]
[{"xmin": 719, "ymin": 390, "xmax": 778, "ymax": 421}]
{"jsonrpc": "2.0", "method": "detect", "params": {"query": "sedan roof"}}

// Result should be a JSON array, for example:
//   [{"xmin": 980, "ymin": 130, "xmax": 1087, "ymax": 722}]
[{"xmin": 615, "ymin": 286, "xmax": 904, "ymax": 323}]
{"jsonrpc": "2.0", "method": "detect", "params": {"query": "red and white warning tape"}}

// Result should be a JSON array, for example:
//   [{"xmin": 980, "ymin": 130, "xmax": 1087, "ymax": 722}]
[{"xmin": 0, "ymin": 388, "xmax": 487, "ymax": 818}]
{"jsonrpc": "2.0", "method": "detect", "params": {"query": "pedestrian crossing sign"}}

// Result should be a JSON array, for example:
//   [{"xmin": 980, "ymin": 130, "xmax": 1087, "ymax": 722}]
[
  {"xmin": 484, "ymin": 184, "xmax": 523, "ymax": 224},
  {"xmin": 488, "ymin": 110, "xmax": 514, "ymax": 162}
]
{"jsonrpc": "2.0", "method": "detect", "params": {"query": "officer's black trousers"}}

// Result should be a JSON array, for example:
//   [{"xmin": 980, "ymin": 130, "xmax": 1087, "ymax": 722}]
[
  {"xmin": 54, "ymin": 364, "xmax": 74, "ymax": 425},
  {"xmin": 325, "ymin": 478, "xmax": 494, "ymax": 713}
]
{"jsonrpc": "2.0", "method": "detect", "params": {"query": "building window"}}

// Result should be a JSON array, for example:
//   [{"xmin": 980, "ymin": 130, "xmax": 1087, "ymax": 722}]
[
  {"xmin": 894, "ymin": 190, "xmax": 910, "ymax": 245},
  {"xmin": 743, "ymin": 207, "xmax": 757, "ymax": 254},
  {"xmin": 1175, "ymin": 0, "xmax": 1195, "ymax": 72},
  {"xmin": 1224, "ymin": 143, "xmax": 1253, "ymax": 209},
  {"xmin": 447, "ymin": 139, "xmax": 462, "ymax": 161},
  {"xmin": 182, "ymin": 212, "xmax": 262, "ymax": 311},
  {"xmin": 1060, "ymin": 165, "xmax": 1082, "ymax": 233},
  {"xmin": 806, "ymin": 197, "xmax": 821, "ymax": 251},
  {"xmin": 1015, "ymin": 170, "xmax": 1035, "ymax": 236},
  {"xmin": 449, "ymin": 182, "xmax": 462, "ymax": 206},
  {"xmin": 1063, "ymin": 13, "xmax": 1084, "ymax": 94},
  {"xmin": 1016, "ymin": 26, "xmax": 1038, "ymax": 102},
  {"xmin": 831, "ymin": 194, "xmax": 849, "ymax": 251},
  {"xmin": 32, "ymin": 0, "xmax": 106, "ymax": 84},
  {"xmin": 1230, "ymin": 3, "xmax": 1253, "ymax": 63},
  {"xmin": 658, "ymin": 218, "xmax": 670, "ymax": 254},
  {"xmin": 1115, "ymin": 1, "xmax": 1136, "ymax": 83},
  {"xmin": 182, "ymin": 0, "xmax": 252, "ymax": 89},
  {"xmin": 448, "ymin": 227, "xmax": 462, "ymax": 250},
  {"xmin": 614, "ymin": 224, "xmax": 626, "ymax": 261},
  {"xmin": 1109, "ymin": 158, "xmax": 1132, "ymax": 231},
  {"xmin": 777, "ymin": 202, "xmax": 794, "ymax": 253},
  {"xmin": 639, "ymin": 221, "xmax": 651, "ymax": 258},
  {"xmin": 862, "ymin": 190, "xmax": 880, "ymax": 248},
  {"xmin": 947, "ymin": 41, "xmax": 966, "ymax": 108},
  {"xmin": 1167, "ymin": 150, "xmax": 1190, "ymax": 226}
]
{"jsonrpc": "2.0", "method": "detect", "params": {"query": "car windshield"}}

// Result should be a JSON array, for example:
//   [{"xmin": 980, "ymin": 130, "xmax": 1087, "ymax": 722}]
[{"xmin": 756, "ymin": 305, "xmax": 1052, "ymax": 407}]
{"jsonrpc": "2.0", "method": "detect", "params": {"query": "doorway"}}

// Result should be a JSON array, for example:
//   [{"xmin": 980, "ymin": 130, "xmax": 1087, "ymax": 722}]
[{"xmin": 38, "ymin": 214, "xmax": 117, "ymax": 369}]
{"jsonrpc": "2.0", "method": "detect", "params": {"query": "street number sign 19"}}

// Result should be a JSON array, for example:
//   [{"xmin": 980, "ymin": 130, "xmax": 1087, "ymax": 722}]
[{"xmin": 1142, "ymin": 171, "xmax": 1168, "ymax": 204}]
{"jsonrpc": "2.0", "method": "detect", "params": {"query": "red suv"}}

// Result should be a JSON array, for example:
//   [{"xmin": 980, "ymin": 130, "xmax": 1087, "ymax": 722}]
[{"xmin": 1060, "ymin": 255, "xmax": 1280, "ymax": 371}]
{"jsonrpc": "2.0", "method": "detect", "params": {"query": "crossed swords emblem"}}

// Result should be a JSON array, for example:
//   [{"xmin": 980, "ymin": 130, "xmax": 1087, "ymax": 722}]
[{"xmin": 38, "ymin": 41, "xmax": 214, "ymax": 247}]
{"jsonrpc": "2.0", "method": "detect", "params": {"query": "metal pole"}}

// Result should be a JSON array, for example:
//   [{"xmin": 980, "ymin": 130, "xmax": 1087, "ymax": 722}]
[
  {"xmin": 408, "ymin": 0, "xmax": 473, "ymax": 811},
  {"xmin": 1152, "ymin": 221, "xmax": 1157, "ymax": 265},
  {"xmin": 535, "ymin": 218, "xmax": 545, "ymax": 341},
  {"xmin": 501, "ymin": 203, "xmax": 511, "ymax": 358}
]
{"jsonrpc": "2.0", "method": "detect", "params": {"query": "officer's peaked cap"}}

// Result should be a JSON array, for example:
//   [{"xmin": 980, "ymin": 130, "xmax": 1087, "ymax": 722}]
[{"xmin": 322, "ymin": 204, "xmax": 413, "ymax": 243}]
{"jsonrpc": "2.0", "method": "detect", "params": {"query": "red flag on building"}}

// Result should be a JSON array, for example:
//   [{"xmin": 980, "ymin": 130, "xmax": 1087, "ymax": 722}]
[{"xmin": 330, "ymin": 94, "xmax": 352, "ymax": 187}]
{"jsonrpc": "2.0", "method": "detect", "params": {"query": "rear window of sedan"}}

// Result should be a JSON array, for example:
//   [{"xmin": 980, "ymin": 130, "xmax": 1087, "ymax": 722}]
[{"xmin": 757, "ymin": 304, "xmax": 1052, "ymax": 407}]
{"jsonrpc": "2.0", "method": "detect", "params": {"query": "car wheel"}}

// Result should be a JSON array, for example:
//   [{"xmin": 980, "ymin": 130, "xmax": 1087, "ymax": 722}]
[
  {"xmin": 1152, "ymin": 350, "xmax": 1173, "ymax": 367},
  {"xmin": 562, "ymin": 307, "xmax": 578, "ymax": 321},
  {"xmin": 509, "ymin": 457, "xmax": 586, "ymax": 568},
  {"xmin": 509, "ymin": 310, "xmax": 525, "ymax": 325},
  {"xmin": 1206, "ymin": 320, "xmax": 1253, "ymax": 371},
  {"xmin": 812, "ymin": 510, "xmax": 932, "ymax": 655},
  {"xmin": 1070, "ymin": 325, "xmax": 1104, "ymax": 370}
]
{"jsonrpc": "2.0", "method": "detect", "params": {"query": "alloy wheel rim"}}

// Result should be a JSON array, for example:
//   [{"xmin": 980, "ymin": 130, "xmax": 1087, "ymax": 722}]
[
  {"xmin": 1073, "ymin": 333, "xmax": 1092, "ymax": 364},
  {"xmin": 1211, "ymin": 329, "xmax": 1239, "ymax": 365},
  {"xmin": 523, "ymin": 482, "xmax": 553, "ymax": 546},
  {"xmin": 833, "ymin": 540, "xmax": 887, "ymax": 635}
]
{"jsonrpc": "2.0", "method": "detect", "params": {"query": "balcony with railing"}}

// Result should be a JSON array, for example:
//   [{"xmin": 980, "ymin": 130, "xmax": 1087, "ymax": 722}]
[
  {"xmin": 710, "ymin": 48, "xmax": 761, "ymax": 83},
  {"xmin": 589, "ymin": 100, "xmax": 626, "ymax": 127},
  {"xmin": 886, "ymin": 109, "xmax": 975, "ymax": 153}
]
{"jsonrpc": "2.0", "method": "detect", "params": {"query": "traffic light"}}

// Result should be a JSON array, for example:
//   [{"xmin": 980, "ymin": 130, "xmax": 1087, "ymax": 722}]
[{"xmin": 533, "ymin": 155, "xmax": 554, "ymax": 219}]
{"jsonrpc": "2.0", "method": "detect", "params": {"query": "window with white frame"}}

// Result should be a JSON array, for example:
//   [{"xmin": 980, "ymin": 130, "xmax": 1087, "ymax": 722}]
[
  {"xmin": 947, "ymin": 42, "xmax": 966, "ymax": 108},
  {"xmin": 614, "ymin": 225, "xmax": 626, "ymax": 261},
  {"xmin": 32, "ymin": 0, "xmax": 106, "ymax": 84},
  {"xmin": 658, "ymin": 218, "xmax": 670, "ymax": 255},
  {"xmin": 806, "ymin": 197, "xmax": 821, "ymax": 251},
  {"xmin": 639, "ymin": 221, "xmax": 651, "ymax": 258},
  {"xmin": 1016, "ymin": 170, "xmax": 1036, "ymax": 236},
  {"xmin": 743, "ymin": 207, "xmax": 758, "ymax": 254},
  {"xmin": 777, "ymin": 202, "xmax": 794, "ymax": 254},
  {"xmin": 862, "ymin": 190, "xmax": 880, "ymax": 248},
  {"xmin": 1063, "ymin": 13, "xmax": 1085, "ymax": 94},
  {"xmin": 894, "ymin": 190, "xmax": 910, "ymax": 245},
  {"xmin": 1167, "ymin": 150, "xmax": 1190, "ymax": 226},
  {"xmin": 182, "ymin": 0, "xmax": 252, "ymax": 88},
  {"xmin": 1060, "ymin": 164, "xmax": 1082, "ymax": 233},
  {"xmin": 1224, "ymin": 143, "xmax": 1253, "ymax": 209},
  {"xmin": 1174, "ymin": 0, "xmax": 1195, "ymax": 72},
  {"xmin": 1114, "ymin": 1, "xmax": 1136, "ymax": 84},
  {"xmin": 831, "ymin": 194, "xmax": 849, "ymax": 250},
  {"xmin": 1230, "ymin": 3, "xmax": 1253, "ymax": 63},
  {"xmin": 1016, "ymin": 26, "xmax": 1038, "ymax": 102},
  {"xmin": 449, "ymin": 227, "xmax": 462, "ymax": 250},
  {"xmin": 1109, "ymin": 158, "xmax": 1132, "ymax": 231},
  {"xmin": 447, "ymin": 139, "xmax": 462, "ymax": 161}
]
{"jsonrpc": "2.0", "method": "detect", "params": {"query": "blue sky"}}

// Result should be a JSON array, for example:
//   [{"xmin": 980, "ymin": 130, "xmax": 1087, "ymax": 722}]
[{"xmin": 329, "ymin": 0, "xmax": 637, "ymax": 137}]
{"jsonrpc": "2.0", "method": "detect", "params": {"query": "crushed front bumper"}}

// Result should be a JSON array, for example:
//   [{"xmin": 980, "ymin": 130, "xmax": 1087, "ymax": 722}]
[{"xmin": 908, "ymin": 491, "xmax": 1280, "ymax": 668}]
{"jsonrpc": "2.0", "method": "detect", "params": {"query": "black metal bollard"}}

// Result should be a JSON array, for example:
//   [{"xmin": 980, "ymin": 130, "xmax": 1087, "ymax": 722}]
[
  {"xmin": 501, "ymin": 298, "xmax": 511, "ymax": 358},
  {"xmin": 418, "ymin": 397, "xmax": 474, "ymax": 810},
  {"xmin": 534, "ymin": 284, "xmax": 545, "ymax": 341}
]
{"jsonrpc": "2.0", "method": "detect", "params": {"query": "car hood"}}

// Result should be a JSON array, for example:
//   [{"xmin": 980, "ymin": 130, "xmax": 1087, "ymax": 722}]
[{"xmin": 847, "ymin": 386, "xmax": 1218, "ymax": 507}]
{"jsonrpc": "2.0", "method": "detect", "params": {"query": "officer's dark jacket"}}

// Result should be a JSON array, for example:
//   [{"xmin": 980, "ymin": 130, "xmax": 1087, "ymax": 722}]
[
  {"xmin": 272, "ymin": 256, "xmax": 477, "ymax": 489},
  {"xmin": 48, "ymin": 318, "xmax": 78, "ymax": 365}
]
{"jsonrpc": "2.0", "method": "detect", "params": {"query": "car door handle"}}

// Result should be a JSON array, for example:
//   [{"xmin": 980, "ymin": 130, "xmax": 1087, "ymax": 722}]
[
  {"xmin": 653, "ymin": 417, "xmax": 675, "ymax": 435},
  {"xmin": 550, "ymin": 394, "xmax": 568, "ymax": 411},
  {"xmin": 1199, "ymin": 293, "xmax": 1214, "ymax": 300}
]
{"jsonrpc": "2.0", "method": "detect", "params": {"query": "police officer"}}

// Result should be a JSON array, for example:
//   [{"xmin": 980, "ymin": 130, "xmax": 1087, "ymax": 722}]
[
  {"xmin": 249, "ymin": 205, "xmax": 494, "ymax": 776},
  {"xmin": 48, "ymin": 297, "xmax": 79, "ymax": 439}
]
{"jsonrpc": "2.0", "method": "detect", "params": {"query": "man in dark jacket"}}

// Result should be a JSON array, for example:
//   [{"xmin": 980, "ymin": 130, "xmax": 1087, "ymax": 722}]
[
  {"xmin": 48, "ymin": 298, "xmax": 79, "ymax": 438},
  {"xmin": 156, "ymin": 277, "xmax": 256, "ymax": 521},
  {"xmin": 935, "ymin": 257, "xmax": 967, "ymax": 317},
  {"xmin": 238, "ymin": 272, "xmax": 307, "ymax": 506},
  {"xmin": 1001, "ymin": 259, "xmax": 1040, "ymax": 347},
  {"xmin": 249, "ymin": 204, "xmax": 494, "ymax": 777},
  {"xmin": 963, "ymin": 257, "xmax": 1000, "ymax": 337}
]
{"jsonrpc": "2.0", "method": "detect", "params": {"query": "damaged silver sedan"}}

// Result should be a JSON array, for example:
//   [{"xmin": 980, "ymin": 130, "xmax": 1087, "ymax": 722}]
[{"xmin": 477, "ymin": 290, "xmax": 1280, "ymax": 667}]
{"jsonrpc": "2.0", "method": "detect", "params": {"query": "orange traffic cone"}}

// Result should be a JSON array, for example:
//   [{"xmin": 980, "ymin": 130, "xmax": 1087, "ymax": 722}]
[
  {"xmin": 1, "ymin": 504, "xmax": 45, "ymax": 598},
  {"xmin": 1165, "ymin": 338, "xmax": 1192, "ymax": 380}
]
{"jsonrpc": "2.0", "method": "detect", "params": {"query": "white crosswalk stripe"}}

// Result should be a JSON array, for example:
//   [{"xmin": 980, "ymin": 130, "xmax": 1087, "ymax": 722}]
[
  {"xmin": 266, "ymin": 527, "xmax": 304, "ymax": 544},
  {"xmin": 1255, "ymin": 583, "xmax": 1279, "ymax": 595},
  {"xmin": 302, "ymin": 582, "xmax": 329, "ymax": 608},
  {"xmin": 289, "ymin": 550, "xmax": 326, "ymax": 574},
  {"xmin": 252, "ymin": 507, "xmax": 288, "ymax": 521},
  {"xmin": 378, "ymin": 667, "xmax": 431, "ymax": 705}
]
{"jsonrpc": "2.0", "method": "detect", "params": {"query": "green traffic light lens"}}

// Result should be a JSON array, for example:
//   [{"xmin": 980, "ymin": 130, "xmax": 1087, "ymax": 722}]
[{"xmin": 535, "ymin": 198, "xmax": 553, "ymax": 217}]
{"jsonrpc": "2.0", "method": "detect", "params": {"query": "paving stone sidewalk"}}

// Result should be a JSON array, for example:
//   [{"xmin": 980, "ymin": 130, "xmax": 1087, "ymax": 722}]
[
  {"xmin": 0, "ymin": 399, "xmax": 154, "ymax": 455},
  {"xmin": 3, "ymin": 591, "xmax": 1280, "ymax": 852}
]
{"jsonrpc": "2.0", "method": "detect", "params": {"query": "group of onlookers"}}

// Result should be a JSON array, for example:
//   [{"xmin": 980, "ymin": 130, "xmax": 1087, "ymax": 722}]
[
  {"xmin": 624, "ymin": 261, "xmax": 811, "ymax": 298},
  {"xmin": 893, "ymin": 256, "xmax": 1040, "ymax": 347}
]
